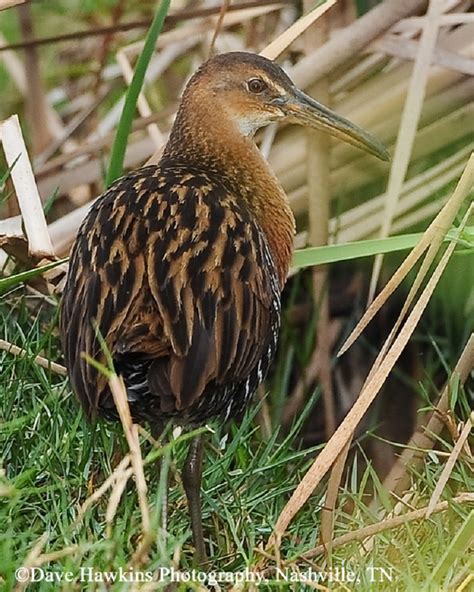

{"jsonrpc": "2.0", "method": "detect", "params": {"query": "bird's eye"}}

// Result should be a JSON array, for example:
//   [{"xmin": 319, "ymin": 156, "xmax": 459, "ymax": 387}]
[{"xmin": 247, "ymin": 78, "xmax": 267, "ymax": 94}]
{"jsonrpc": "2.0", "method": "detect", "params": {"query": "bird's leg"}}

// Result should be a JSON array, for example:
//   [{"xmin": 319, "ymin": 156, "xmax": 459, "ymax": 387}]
[
  {"xmin": 151, "ymin": 424, "xmax": 169, "ymax": 535},
  {"xmin": 182, "ymin": 433, "xmax": 207, "ymax": 563}
]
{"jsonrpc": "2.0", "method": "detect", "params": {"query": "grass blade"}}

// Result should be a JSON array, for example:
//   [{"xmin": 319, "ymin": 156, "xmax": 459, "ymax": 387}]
[
  {"xmin": 0, "ymin": 257, "xmax": 68, "ymax": 293},
  {"xmin": 423, "ymin": 510, "xmax": 474, "ymax": 590},
  {"xmin": 106, "ymin": 0, "xmax": 171, "ymax": 187},
  {"xmin": 291, "ymin": 226, "xmax": 472, "ymax": 270}
]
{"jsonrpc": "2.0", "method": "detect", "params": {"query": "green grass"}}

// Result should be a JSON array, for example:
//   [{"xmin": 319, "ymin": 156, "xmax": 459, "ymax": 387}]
[
  {"xmin": 106, "ymin": 0, "xmax": 171, "ymax": 187},
  {"xmin": 0, "ymin": 287, "xmax": 472, "ymax": 591}
]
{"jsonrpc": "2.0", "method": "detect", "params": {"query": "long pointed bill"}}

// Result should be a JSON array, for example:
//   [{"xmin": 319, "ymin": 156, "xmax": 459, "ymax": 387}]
[{"xmin": 283, "ymin": 88, "xmax": 390, "ymax": 161}]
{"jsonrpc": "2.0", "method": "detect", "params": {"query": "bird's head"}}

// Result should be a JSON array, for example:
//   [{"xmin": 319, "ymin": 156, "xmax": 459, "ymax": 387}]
[{"xmin": 185, "ymin": 51, "xmax": 389, "ymax": 161}]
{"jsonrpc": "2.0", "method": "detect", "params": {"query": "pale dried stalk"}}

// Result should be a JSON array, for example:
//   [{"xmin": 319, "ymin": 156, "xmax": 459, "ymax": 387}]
[
  {"xmin": 17, "ymin": 5, "xmax": 48, "ymax": 151},
  {"xmin": 289, "ymin": 145, "xmax": 469, "ymax": 244},
  {"xmin": 300, "ymin": 492, "xmax": 474, "ymax": 560},
  {"xmin": 333, "ymin": 20, "xmax": 473, "ymax": 148},
  {"xmin": 426, "ymin": 413, "xmax": 473, "ymax": 517},
  {"xmin": 0, "ymin": 338, "xmax": 67, "ymax": 375},
  {"xmin": 290, "ymin": 0, "xmax": 429, "ymax": 91},
  {"xmin": 339, "ymin": 153, "xmax": 474, "ymax": 357},
  {"xmin": 378, "ymin": 334, "xmax": 474, "ymax": 503},
  {"xmin": 267, "ymin": 210, "xmax": 465, "ymax": 550},
  {"xmin": 329, "ymin": 101, "xmax": 473, "ymax": 200},
  {"xmin": 0, "ymin": 32, "xmax": 26, "ymax": 92},
  {"xmin": 389, "ymin": 196, "xmax": 448, "ymax": 235},
  {"xmin": 13, "ymin": 533, "xmax": 48, "ymax": 592},
  {"xmin": 75, "ymin": 454, "xmax": 132, "ymax": 524},
  {"xmin": 116, "ymin": 49, "xmax": 163, "ymax": 148},
  {"xmin": 330, "ymin": 155, "xmax": 468, "ymax": 242},
  {"xmin": 105, "ymin": 467, "xmax": 134, "ymax": 528},
  {"xmin": 0, "ymin": 215, "xmax": 23, "ymax": 240},
  {"xmin": 208, "ymin": 0, "xmax": 231, "ymax": 57},
  {"xmin": 320, "ymin": 440, "xmax": 350, "ymax": 555},
  {"xmin": 0, "ymin": 0, "xmax": 25, "ymax": 9},
  {"xmin": 13, "ymin": 544, "xmax": 79, "ymax": 592},
  {"xmin": 260, "ymin": 0, "xmax": 338, "ymax": 60},
  {"xmin": 399, "ymin": 11, "xmax": 474, "ymax": 31},
  {"xmin": 303, "ymin": 5, "xmax": 338, "ymax": 547},
  {"xmin": 38, "ymin": 135, "xmax": 155, "ymax": 200},
  {"xmin": 0, "ymin": 115, "xmax": 54, "ymax": 257},
  {"xmin": 109, "ymin": 374, "xmax": 150, "ymax": 534},
  {"xmin": 368, "ymin": 0, "xmax": 444, "ymax": 303},
  {"xmin": 368, "ymin": 182, "xmax": 473, "ymax": 384},
  {"xmin": 26, "ymin": 546, "xmax": 79, "ymax": 566},
  {"xmin": 304, "ymin": 5, "xmax": 335, "ymax": 441},
  {"xmin": 124, "ymin": 5, "xmax": 281, "ymax": 57},
  {"xmin": 372, "ymin": 34, "xmax": 474, "ymax": 76},
  {"xmin": 439, "ymin": 12, "xmax": 474, "ymax": 24}
]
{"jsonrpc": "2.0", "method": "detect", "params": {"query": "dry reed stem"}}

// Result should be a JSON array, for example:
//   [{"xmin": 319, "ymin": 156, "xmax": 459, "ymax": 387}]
[
  {"xmin": 17, "ymin": 3, "xmax": 55, "ymax": 155},
  {"xmin": 302, "ymin": 4, "xmax": 337, "ymax": 548},
  {"xmin": 304, "ymin": 4, "xmax": 335, "ymax": 444},
  {"xmin": 0, "ymin": 2, "xmax": 291, "ymax": 52},
  {"xmin": 426, "ymin": 412, "xmax": 473, "ymax": 517},
  {"xmin": 13, "ymin": 533, "xmax": 48, "ymax": 592},
  {"xmin": 439, "ymin": 12, "xmax": 474, "ymax": 25},
  {"xmin": 372, "ymin": 34, "xmax": 474, "ymax": 76},
  {"xmin": 13, "ymin": 543, "xmax": 80, "ymax": 591},
  {"xmin": 260, "ymin": 0, "xmax": 338, "ymax": 60},
  {"xmin": 347, "ymin": 192, "xmax": 473, "ymax": 399},
  {"xmin": 0, "ymin": 32, "xmax": 26, "ymax": 92},
  {"xmin": 0, "ymin": 115, "xmax": 54, "ymax": 257},
  {"xmin": 108, "ymin": 374, "xmax": 150, "ymax": 535},
  {"xmin": 0, "ymin": 0, "xmax": 25, "ymax": 9},
  {"xmin": 265, "ymin": 206, "xmax": 467, "ymax": 553},
  {"xmin": 105, "ymin": 467, "xmax": 134, "ymax": 531},
  {"xmin": 208, "ymin": 0, "xmax": 231, "ymax": 57},
  {"xmin": 34, "ymin": 88, "xmax": 110, "ymax": 168},
  {"xmin": 329, "ymin": 104, "xmax": 473, "ymax": 204},
  {"xmin": 0, "ymin": 338, "xmax": 67, "ymax": 375},
  {"xmin": 74, "ymin": 454, "xmax": 131, "ymax": 525},
  {"xmin": 290, "ymin": 0, "xmax": 429, "ymax": 90},
  {"xmin": 400, "ymin": 9, "xmax": 474, "ymax": 31},
  {"xmin": 338, "ymin": 152, "xmax": 474, "ymax": 357},
  {"xmin": 116, "ymin": 49, "xmax": 163, "ymax": 148},
  {"xmin": 378, "ymin": 333, "xmax": 474, "ymax": 504},
  {"xmin": 0, "ymin": 215, "xmax": 23, "ymax": 241},
  {"xmin": 319, "ymin": 439, "xmax": 350, "ymax": 556},
  {"xmin": 353, "ymin": 194, "xmax": 471, "ymax": 404},
  {"xmin": 368, "ymin": 0, "xmax": 444, "ymax": 304},
  {"xmin": 331, "ymin": 146, "xmax": 471, "ymax": 240},
  {"xmin": 124, "ymin": 5, "xmax": 281, "ymax": 56},
  {"xmin": 299, "ymin": 492, "xmax": 474, "ymax": 560}
]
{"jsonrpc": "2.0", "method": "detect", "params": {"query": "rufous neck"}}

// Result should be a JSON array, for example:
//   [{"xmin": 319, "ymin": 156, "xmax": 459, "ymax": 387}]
[{"xmin": 163, "ymin": 98, "xmax": 295, "ymax": 288}]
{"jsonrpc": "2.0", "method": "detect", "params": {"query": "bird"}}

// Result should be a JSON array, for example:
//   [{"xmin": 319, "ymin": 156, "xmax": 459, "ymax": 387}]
[{"xmin": 60, "ymin": 51, "xmax": 389, "ymax": 563}]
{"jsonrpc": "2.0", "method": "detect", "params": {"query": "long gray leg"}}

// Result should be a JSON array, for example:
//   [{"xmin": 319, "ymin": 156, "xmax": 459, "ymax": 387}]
[{"xmin": 182, "ymin": 433, "xmax": 207, "ymax": 563}]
